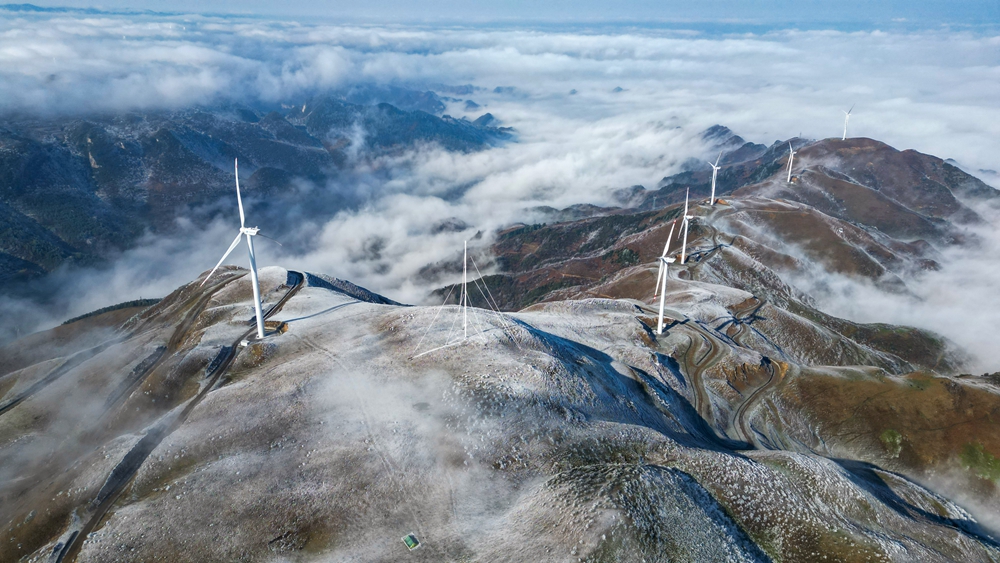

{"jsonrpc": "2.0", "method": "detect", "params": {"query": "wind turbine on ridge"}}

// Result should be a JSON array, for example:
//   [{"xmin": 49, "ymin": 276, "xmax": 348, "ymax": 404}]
[
  {"xmin": 708, "ymin": 152, "xmax": 722, "ymax": 206},
  {"xmin": 654, "ymin": 220, "xmax": 677, "ymax": 335},
  {"xmin": 201, "ymin": 158, "xmax": 274, "ymax": 340},
  {"xmin": 678, "ymin": 188, "xmax": 694, "ymax": 265},
  {"xmin": 842, "ymin": 104, "xmax": 854, "ymax": 140},
  {"xmin": 786, "ymin": 142, "xmax": 796, "ymax": 183}
]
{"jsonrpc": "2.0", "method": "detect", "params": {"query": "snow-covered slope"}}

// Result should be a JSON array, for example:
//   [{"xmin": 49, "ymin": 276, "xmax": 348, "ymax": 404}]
[{"xmin": 2, "ymin": 266, "xmax": 998, "ymax": 562}]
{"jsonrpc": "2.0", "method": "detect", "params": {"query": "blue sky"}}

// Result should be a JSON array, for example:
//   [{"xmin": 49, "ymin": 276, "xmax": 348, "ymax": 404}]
[{"xmin": 9, "ymin": 1, "xmax": 1000, "ymax": 28}]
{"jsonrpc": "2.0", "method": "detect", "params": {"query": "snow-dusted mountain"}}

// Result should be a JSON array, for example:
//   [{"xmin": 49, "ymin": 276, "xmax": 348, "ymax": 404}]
[{"xmin": 3, "ymin": 129, "xmax": 1000, "ymax": 562}]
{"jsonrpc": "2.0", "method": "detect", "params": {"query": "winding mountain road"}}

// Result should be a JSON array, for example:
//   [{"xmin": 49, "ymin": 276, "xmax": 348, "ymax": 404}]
[
  {"xmin": 1, "ymin": 274, "xmax": 242, "ymax": 420},
  {"xmin": 54, "ymin": 272, "xmax": 304, "ymax": 563},
  {"xmin": 98, "ymin": 273, "xmax": 247, "ymax": 421}
]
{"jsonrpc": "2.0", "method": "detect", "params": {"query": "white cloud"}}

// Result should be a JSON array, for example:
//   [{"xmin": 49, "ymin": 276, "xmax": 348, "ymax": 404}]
[{"xmin": 1, "ymin": 13, "xmax": 998, "ymax": 370}]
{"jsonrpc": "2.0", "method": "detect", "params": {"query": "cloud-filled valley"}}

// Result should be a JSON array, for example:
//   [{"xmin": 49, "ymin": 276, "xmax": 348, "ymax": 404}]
[
  {"xmin": 1, "ymin": 10, "xmax": 999, "ymax": 370},
  {"xmin": 7, "ymin": 9, "xmax": 1000, "ymax": 561}
]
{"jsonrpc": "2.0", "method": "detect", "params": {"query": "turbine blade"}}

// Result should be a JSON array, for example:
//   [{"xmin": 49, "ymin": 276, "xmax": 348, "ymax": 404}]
[
  {"xmin": 256, "ymin": 232, "xmax": 283, "ymax": 246},
  {"xmin": 715, "ymin": 152, "xmax": 722, "ymax": 167},
  {"xmin": 235, "ymin": 159, "xmax": 245, "ymax": 228},
  {"xmin": 654, "ymin": 262, "xmax": 663, "ymax": 295},
  {"xmin": 201, "ymin": 232, "xmax": 243, "ymax": 286},
  {"xmin": 848, "ymin": 103, "xmax": 855, "ymax": 114}
]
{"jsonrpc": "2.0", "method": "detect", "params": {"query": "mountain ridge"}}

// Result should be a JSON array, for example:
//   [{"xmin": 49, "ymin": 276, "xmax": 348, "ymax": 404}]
[
  {"xmin": 2, "ymin": 262, "xmax": 998, "ymax": 562},
  {"xmin": 0, "ymin": 92, "xmax": 510, "ymax": 286}
]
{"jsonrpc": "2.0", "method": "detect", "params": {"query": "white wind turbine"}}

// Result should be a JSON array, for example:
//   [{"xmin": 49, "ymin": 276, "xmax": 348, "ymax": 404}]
[
  {"xmin": 842, "ymin": 104, "xmax": 854, "ymax": 141},
  {"xmin": 678, "ymin": 188, "xmax": 695, "ymax": 265},
  {"xmin": 786, "ymin": 142, "xmax": 796, "ymax": 183},
  {"xmin": 653, "ymin": 220, "xmax": 677, "ymax": 335},
  {"xmin": 708, "ymin": 152, "xmax": 722, "ymax": 206},
  {"xmin": 201, "ymin": 159, "xmax": 273, "ymax": 340}
]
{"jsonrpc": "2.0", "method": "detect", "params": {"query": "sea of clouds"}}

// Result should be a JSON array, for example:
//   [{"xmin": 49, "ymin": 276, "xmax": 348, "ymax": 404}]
[{"xmin": 1, "ymin": 11, "xmax": 998, "ymax": 368}]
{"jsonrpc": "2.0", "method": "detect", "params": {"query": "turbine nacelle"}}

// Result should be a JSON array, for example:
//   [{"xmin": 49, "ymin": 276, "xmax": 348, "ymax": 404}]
[
  {"xmin": 708, "ymin": 151, "xmax": 722, "ymax": 171},
  {"xmin": 240, "ymin": 226, "xmax": 260, "ymax": 236}
]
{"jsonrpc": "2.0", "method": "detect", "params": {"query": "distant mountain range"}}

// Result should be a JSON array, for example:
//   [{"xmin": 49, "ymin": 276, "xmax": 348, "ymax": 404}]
[
  {"xmin": 0, "ymin": 88, "xmax": 510, "ymax": 284},
  {"xmin": 449, "ymin": 129, "xmax": 997, "ymax": 314},
  {"xmin": 4, "ymin": 142, "xmax": 1000, "ymax": 559}
]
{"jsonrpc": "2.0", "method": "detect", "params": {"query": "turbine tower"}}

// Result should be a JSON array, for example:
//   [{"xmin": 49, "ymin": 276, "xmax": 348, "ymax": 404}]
[
  {"xmin": 654, "ymin": 221, "xmax": 677, "ymax": 335},
  {"xmin": 679, "ymin": 188, "xmax": 694, "ymax": 264},
  {"xmin": 842, "ymin": 104, "xmax": 854, "ymax": 140},
  {"xmin": 786, "ymin": 142, "xmax": 797, "ymax": 183},
  {"xmin": 201, "ymin": 159, "xmax": 270, "ymax": 340},
  {"xmin": 708, "ymin": 152, "xmax": 722, "ymax": 206},
  {"xmin": 462, "ymin": 240, "xmax": 468, "ymax": 340}
]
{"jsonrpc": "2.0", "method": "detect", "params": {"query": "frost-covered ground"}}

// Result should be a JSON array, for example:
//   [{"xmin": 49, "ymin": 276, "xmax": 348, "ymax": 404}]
[{"xmin": 3, "ymin": 266, "xmax": 997, "ymax": 562}]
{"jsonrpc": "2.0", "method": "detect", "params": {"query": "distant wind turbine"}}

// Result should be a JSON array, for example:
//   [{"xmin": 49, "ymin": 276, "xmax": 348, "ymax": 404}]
[
  {"xmin": 678, "ymin": 188, "xmax": 694, "ymax": 264},
  {"xmin": 201, "ymin": 159, "xmax": 274, "ymax": 340},
  {"xmin": 786, "ymin": 142, "xmax": 796, "ymax": 183},
  {"xmin": 654, "ymin": 221, "xmax": 677, "ymax": 335},
  {"xmin": 842, "ymin": 104, "xmax": 854, "ymax": 140},
  {"xmin": 708, "ymin": 152, "xmax": 722, "ymax": 206},
  {"xmin": 654, "ymin": 220, "xmax": 677, "ymax": 298}
]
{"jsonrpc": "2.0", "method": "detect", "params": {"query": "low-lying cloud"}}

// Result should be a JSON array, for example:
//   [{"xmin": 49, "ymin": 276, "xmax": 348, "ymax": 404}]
[
  {"xmin": 3, "ymin": 13, "xmax": 999, "ymax": 167},
  {"xmin": 1, "ymin": 11, "xmax": 998, "ymax": 370},
  {"xmin": 792, "ymin": 199, "xmax": 1000, "ymax": 373}
]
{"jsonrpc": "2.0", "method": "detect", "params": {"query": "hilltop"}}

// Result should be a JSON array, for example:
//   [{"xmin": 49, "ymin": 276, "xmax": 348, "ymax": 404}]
[{"xmin": 2, "ymin": 132, "xmax": 1000, "ymax": 562}]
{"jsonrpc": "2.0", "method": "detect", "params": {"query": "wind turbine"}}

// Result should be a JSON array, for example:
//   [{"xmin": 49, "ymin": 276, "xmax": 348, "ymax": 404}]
[
  {"xmin": 842, "ymin": 104, "xmax": 854, "ymax": 140},
  {"xmin": 654, "ymin": 220, "xmax": 677, "ymax": 298},
  {"xmin": 786, "ymin": 142, "xmax": 796, "ymax": 183},
  {"xmin": 708, "ymin": 152, "xmax": 722, "ymax": 206},
  {"xmin": 201, "ymin": 159, "xmax": 270, "ymax": 340},
  {"xmin": 678, "ymin": 188, "xmax": 694, "ymax": 264},
  {"xmin": 654, "ymin": 221, "xmax": 677, "ymax": 335}
]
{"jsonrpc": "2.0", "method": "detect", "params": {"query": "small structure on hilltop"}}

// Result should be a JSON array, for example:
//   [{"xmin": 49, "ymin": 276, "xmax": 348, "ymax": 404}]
[{"xmin": 411, "ymin": 241, "xmax": 518, "ymax": 359}]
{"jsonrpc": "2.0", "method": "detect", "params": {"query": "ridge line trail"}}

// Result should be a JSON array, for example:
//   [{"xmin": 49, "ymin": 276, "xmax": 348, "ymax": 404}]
[
  {"xmin": 55, "ymin": 272, "xmax": 304, "ymax": 563},
  {"xmin": 678, "ymin": 322, "xmax": 728, "ymax": 425},
  {"xmin": 633, "ymin": 302, "xmax": 722, "ymax": 427},
  {"xmin": 297, "ymin": 333, "xmax": 433, "ymax": 553},
  {"xmin": 670, "ymin": 213, "xmax": 789, "ymax": 447}
]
